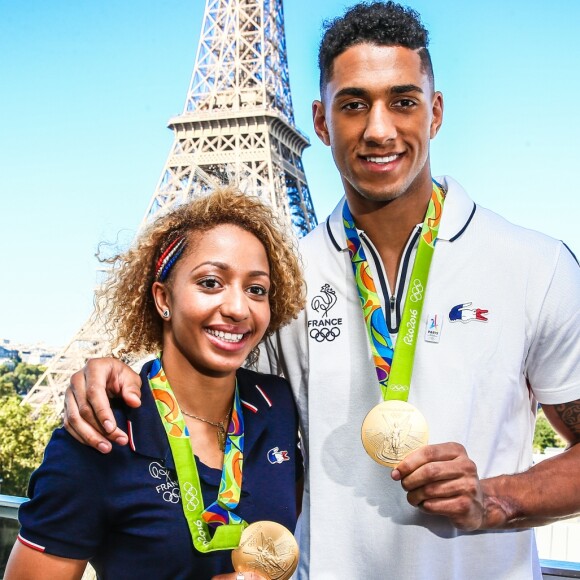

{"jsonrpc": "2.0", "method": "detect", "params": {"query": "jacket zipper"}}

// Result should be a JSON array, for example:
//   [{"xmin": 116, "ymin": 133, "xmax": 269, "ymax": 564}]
[{"xmin": 360, "ymin": 226, "xmax": 421, "ymax": 334}]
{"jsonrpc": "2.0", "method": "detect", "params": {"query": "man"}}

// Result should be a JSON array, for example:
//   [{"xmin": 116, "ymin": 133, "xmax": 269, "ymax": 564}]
[{"xmin": 65, "ymin": 2, "xmax": 580, "ymax": 578}]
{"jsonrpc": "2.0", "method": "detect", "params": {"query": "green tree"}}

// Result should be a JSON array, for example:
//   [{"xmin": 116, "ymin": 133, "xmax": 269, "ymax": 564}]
[
  {"xmin": 0, "ymin": 363, "xmax": 16, "ymax": 397},
  {"xmin": 0, "ymin": 362, "xmax": 46, "ymax": 396},
  {"xmin": 533, "ymin": 408, "xmax": 565, "ymax": 453},
  {"xmin": 0, "ymin": 396, "xmax": 60, "ymax": 496}
]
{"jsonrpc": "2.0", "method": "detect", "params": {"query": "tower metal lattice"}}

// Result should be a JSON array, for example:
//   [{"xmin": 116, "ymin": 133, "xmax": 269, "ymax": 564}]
[
  {"xmin": 24, "ymin": 0, "xmax": 317, "ymax": 409},
  {"xmin": 142, "ymin": 0, "xmax": 317, "ymax": 234}
]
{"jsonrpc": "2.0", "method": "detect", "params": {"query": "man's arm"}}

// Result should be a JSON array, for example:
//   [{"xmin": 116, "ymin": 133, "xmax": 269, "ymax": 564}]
[
  {"xmin": 392, "ymin": 398, "xmax": 580, "ymax": 530},
  {"xmin": 65, "ymin": 335, "xmax": 286, "ymax": 452},
  {"xmin": 480, "ymin": 399, "xmax": 580, "ymax": 529},
  {"xmin": 64, "ymin": 358, "xmax": 142, "ymax": 452}
]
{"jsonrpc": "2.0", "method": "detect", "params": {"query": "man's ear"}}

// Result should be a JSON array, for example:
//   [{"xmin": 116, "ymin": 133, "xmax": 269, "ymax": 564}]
[
  {"xmin": 430, "ymin": 91, "xmax": 444, "ymax": 139},
  {"xmin": 312, "ymin": 100, "xmax": 331, "ymax": 146},
  {"xmin": 152, "ymin": 281, "xmax": 171, "ymax": 320}
]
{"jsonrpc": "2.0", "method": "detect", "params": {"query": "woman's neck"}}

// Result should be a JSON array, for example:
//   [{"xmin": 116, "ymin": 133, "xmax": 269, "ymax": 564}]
[{"xmin": 159, "ymin": 347, "xmax": 236, "ymax": 422}]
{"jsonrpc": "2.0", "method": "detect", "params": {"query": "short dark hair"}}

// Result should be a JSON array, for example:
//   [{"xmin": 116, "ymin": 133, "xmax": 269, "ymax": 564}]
[{"xmin": 318, "ymin": 1, "xmax": 434, "ymax": 93}]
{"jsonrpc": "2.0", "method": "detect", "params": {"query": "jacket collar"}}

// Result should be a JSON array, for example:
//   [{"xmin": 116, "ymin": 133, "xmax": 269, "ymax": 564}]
[
  {"xmin": 325, "ymin": 175, "xmax": 476, "ymax": 251},
  {"xmin": 126, "ymin": 362, "xmax": 273, "ymax": 470}
]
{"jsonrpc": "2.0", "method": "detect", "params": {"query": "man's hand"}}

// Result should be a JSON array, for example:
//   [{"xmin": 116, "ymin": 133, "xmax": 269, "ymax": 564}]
[
  {"xmin": 64, "ymin": 357, "xmax": 142, "ymax": 453},
  {"xmin": 391, "ymin": 442, "xmax": 486, "ymax": 531}
]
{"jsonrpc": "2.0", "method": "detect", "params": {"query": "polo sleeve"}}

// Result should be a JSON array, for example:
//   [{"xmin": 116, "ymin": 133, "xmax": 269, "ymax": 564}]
[
  {"xmin": 525, "ymin": 243, "xmax": 580, "ymax": 405},
  {"xmin": 18, "ymin": 428, "xmax": 107, "ymax": 559}
]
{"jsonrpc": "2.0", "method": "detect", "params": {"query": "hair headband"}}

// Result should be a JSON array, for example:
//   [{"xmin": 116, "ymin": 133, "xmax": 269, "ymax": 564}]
[{"xmin": 155, "ymin": 235, "xmax": 187, "ymax": 282}]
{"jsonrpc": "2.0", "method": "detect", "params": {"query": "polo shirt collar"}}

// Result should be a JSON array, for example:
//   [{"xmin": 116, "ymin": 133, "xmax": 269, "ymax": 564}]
[
  {"xmin": 126, "ymin": 362, "xmax": 273, "ymax": 470},
  {"xmin": 125, "ymin": 360, "xmax": 176, "ymax": 468},
  {"xmin": 435, "ymin": 176, "xmax": 477, "ymax": 242},
  {"xmin": 325, "ymin": 175, "xmax": 476, "ymax": 250}
]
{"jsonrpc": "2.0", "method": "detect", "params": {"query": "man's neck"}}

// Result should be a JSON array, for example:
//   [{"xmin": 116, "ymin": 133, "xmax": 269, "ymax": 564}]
[{"xmin": 347, "ymin": 185, "xmax": 432, "ymax": 291}]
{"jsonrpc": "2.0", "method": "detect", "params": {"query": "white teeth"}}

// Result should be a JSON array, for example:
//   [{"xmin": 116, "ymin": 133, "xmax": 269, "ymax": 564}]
[
  {"xmin": 366, "ymin": 154, "xmax": 398, "ymax": 163},
  {"xmin": 206, "ymin": 329, "xmax": 244, "ymax": 342}
]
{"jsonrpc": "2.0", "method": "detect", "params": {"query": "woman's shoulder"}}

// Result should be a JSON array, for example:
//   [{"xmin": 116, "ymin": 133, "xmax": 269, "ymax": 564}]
[
  {"xmin": 41, "ymin": 403, "xmax": 132, "ymax": 474},
  {"xmin": 238, "ymin": 366, "xmax": 289, "ymax": 385}
]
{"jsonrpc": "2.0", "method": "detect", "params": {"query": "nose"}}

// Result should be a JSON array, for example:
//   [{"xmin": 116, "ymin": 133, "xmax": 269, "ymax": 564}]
[
  {"xmin": 363, "ymin": 103, "xmax": 396, "ymax": 145},
  {"xmin": 220, "ymin": 286, "xmax": 250, "ymax": 321}
]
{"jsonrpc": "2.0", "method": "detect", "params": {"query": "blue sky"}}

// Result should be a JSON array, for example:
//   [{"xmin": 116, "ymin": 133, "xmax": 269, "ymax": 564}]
[{"xmin": 1, "ymin": 0, "xmax": 579, "ymax": 347}]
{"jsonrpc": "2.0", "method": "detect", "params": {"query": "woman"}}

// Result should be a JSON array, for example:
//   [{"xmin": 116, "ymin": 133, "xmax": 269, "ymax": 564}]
[{"xmin": 6, "ymin": 188, "xmax": 305, "ymax": 580}]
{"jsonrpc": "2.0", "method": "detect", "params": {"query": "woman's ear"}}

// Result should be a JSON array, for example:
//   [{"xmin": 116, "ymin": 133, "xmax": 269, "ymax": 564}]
[{"xmin": 152, "ymin": 282, "xmax": 172, "ymax": 320}]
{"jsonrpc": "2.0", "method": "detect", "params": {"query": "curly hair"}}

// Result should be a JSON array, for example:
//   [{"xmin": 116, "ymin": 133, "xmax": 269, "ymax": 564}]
[
  {"xmin": 95, "ymin": 187, "xmax": 305, "ymax": 359},
  {"xmin": 318, "ymin": 1, "xmax": 434, "ymax": 93}
]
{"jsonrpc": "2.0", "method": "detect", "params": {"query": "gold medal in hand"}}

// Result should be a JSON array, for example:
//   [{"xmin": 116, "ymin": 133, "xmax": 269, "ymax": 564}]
[
  {"xmin": 361, "ymin": 400, "xmax": 429, "ymax": 467},
  {"xmin": 232, "ymin": 521, "xmax": 299, "ymax": 580}
]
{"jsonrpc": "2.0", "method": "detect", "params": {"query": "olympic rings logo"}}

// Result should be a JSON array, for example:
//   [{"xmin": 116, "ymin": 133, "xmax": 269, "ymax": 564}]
[
  {"xmin": 409, "ymin": 279, "xmax": 424, "ymax": 302},
  {"xmin": 388, "ymin": 384, "xmax": 409, "ymax": 392},
  {"xmin": 309, "ymin": 327, "xmax": 341, "ymax": 342},
  {"xmin": 183, "ymin": 481, "xmax": 200, "ymax": 511},
  {"xmin": 163, "ymin": 487, "xmax": 181, "ymax": 503}
]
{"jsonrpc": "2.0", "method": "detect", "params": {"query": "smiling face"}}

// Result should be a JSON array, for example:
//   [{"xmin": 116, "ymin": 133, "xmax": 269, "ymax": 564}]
[
  {"xmin": 313, "ymin": 43, "xmax": 443, "ymax": 211},
  {"xmin": 153, "ymin": 224, "xmax": 271, "ymax": 380}
]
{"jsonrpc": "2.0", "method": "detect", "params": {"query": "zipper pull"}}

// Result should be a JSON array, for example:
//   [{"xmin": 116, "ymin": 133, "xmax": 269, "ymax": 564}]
[{"xmin": 390, "ymin": 295, "xmax": 396, "ymax": 311}]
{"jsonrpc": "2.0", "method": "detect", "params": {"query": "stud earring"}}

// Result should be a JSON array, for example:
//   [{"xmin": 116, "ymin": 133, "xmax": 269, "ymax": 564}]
[{"xmin": 162, "ymin": 309, "xmax": 170, "ymax": 318}]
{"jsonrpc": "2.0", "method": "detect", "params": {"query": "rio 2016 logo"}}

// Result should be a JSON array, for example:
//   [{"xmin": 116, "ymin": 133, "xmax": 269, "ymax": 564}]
[{"xmin": 402, "ymin": 308, "xmax": 418, "ymax": 346}]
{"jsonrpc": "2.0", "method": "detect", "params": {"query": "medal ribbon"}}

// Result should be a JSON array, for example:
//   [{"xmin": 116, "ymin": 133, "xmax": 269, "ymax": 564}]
[
  {"xmin": 148, "ymin": 356, "xmax": 247, "ymax": 552},
  {"xmin": 343, "ymin": 181, "xmax": 445, "ymax": 401}
]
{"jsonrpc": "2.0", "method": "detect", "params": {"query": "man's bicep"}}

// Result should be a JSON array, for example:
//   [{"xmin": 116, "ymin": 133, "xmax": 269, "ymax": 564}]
[{"xmin": 543, "ymin": 399, "xmax": 580, "ymax": 446}]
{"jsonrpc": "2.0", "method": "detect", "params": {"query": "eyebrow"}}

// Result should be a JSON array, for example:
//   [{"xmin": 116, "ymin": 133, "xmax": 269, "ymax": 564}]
[
  {"xmin": 333, "ymin": 84, "xmax": 424, "ymax": 101},
  {"xmin": 192, "ymin": 261, "xmax": 270, "ymax": 277},
  {"xmin": 391, "ymin": 84, "xmax": 424, "ymax": 95}
]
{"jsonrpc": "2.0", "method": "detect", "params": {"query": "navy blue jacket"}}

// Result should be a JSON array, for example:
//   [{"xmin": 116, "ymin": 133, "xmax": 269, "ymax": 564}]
[{"xmin": 18, "ymin": 361, "xmax": 302, "ymax": 579}]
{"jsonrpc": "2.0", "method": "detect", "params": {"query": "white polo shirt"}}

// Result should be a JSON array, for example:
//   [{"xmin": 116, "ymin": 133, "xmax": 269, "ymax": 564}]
[{"xmin": 263, "ymin": 176, "xmax": 580, "ymax": 580}]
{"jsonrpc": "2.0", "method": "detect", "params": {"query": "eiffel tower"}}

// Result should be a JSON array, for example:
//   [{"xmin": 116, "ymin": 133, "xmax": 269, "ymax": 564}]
[{"xmin": 24, "ymin": 0, "xmax": 317, "ymax": 409}]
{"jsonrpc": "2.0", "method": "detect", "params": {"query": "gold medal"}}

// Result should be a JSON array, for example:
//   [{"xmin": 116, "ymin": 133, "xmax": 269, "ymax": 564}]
[
  {"xmin": 361, "ymin": 400, "xmax": 429, "ymax": 467},
  {"xmin": 231, "ymin": 521, "xmax": 299, "ymax": 580}
]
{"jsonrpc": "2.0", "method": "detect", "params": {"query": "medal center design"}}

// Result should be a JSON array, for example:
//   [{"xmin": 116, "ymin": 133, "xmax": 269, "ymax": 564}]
[
  {"xmin": 361, "ymin": 400, "xmax": 429, "ymax": 468},
  {"xmin": 232, "ymin": 521, "xmax": 299, "ymax": 580}
]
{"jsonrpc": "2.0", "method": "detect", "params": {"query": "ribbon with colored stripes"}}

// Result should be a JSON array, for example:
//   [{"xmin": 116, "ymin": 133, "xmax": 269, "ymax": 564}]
[
  {"xmin": 343, "ymin": 181, "xmax": 445, "ymax": 401},
  {"xmin": 148, "ymin": 357, "xmax": 246, "ymax": 552}
]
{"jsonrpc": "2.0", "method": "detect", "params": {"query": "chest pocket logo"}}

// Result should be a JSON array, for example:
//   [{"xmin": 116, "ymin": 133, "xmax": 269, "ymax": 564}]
[
  {"xmin": 267, "ymin": 447, "xmax": 290, "ymax": 464},
  {"xmin": 449, "ymin": 302, "xmax": 489, "ymax": 323},
  {"xmin": 149, "ymin": 461, "xmax": 180, "ymax": 503},
  {"xmin": 309, "ymin": 284, "xmax": 343, "ymax": 342},
  {"xmin": 311, "ymin": 284, "xmax": 337, "ymax": 316}
]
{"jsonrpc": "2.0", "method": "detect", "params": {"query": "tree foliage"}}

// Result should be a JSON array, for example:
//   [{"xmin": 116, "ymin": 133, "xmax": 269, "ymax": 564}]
[
  {"xmin": 533, "ymin": 408, "xmax": 565, "ymax": 453},
  {"xmin": 0, "ymin": 395, "xmax": 60, "ymax": 496},
  {"xmin": 0, "ymin": 362, "xmax": 46, "ymax": 397}
]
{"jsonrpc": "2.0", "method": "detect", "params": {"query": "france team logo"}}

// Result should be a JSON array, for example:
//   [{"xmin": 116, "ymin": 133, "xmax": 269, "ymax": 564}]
[
  {"xmin": 267, "ymin": 447, "xmax": 290, "ymax": 464},
  {"xmin": 449, "ymin": 302, "xmax": 489, "ymax": 323}
]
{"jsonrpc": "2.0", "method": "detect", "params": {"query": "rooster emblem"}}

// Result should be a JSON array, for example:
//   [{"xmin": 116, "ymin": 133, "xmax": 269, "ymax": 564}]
[{"xmin": 311, "ymin": 284, "xmax": 337, "ymax": 317}]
